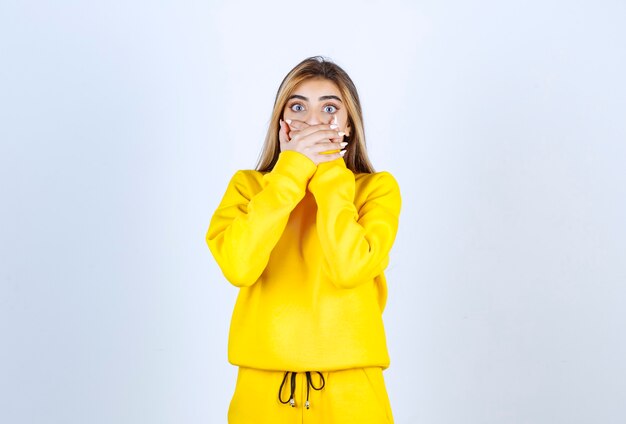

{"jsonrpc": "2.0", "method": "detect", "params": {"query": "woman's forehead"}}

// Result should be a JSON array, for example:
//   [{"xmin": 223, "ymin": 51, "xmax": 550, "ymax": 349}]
[{"xmin": 292, "ymin": 78, "xmax": 341, "ymax": 98}]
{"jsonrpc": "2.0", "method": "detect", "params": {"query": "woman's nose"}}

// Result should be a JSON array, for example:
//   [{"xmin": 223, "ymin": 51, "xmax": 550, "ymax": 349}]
[
  {"xmin": 305, "ymin": 114, "xmax": 322, "ymax": 125},
  {"xmin": 304, "ymin": 111, "xmax": 330, "ymax": 126}
]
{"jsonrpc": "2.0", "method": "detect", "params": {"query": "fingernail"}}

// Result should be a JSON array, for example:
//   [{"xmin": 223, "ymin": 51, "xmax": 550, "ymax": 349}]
[
  {"xmin": 339, "ymin": 142, "xmax": 348, "ymax": 148},
  {"xmin": 285, "ymin": 119, "xmax": 292, "ymax": 125},
  {"xmin": 339, "ymin": 149, "xmax": 346, "ymax": 156},
  {"xmin": 337, "ymin": 131, "xmax": 345, "ymax": 137},
  {"xmin": 330, "ymin": 124, "xmax": 338, "ymax": 129}
]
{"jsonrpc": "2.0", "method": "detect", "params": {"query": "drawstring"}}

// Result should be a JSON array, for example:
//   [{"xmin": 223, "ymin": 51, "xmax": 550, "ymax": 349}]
[
  {"xmin": 305, "ymin": 371, "xmax": 325, "ymax": 409},
  {"xmin": 278, "ymin": 371, "xmax": 326, "ymax": 409},
  {"xmin": 278, "ymin": 371, "xmax": 297, "ymax": 407}
]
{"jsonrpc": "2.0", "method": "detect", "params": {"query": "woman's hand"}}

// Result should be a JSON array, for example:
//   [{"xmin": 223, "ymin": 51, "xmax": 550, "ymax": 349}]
[{"xmin": 279, "ymin": 119, "xmax": 347, "ymax": 165}]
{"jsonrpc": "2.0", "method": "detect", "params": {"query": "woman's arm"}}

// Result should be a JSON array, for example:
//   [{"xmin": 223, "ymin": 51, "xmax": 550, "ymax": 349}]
[
  {"xmin": 206, "ymin": 150, "xmax": 316, "ymax": 287},
  {"xmin": 308, "ymin": 158, "xmax": 402, "ymax": 289}
]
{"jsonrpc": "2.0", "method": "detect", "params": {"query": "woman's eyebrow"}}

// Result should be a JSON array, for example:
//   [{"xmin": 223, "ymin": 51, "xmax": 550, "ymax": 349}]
[
  {"xmin": 319, "ymin": 95, "xmax": 342, "ymax": 103},
  {"xmin": 288, "ymin": 94, "xmax": 343, "ymax": 103},
  {"xmin": 288, "ymin": 94, "xmax": 309, "ymax": 101}
]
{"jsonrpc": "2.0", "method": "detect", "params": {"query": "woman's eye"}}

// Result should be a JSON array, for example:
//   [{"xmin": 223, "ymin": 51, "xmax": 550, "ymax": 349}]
[
  {"xmin": 290, "ymin": 103, "xmax": 304, "ymax": 112},
  {"xmin": 324, "ymin": 105, "xmax": 337, "ymax": 114}
]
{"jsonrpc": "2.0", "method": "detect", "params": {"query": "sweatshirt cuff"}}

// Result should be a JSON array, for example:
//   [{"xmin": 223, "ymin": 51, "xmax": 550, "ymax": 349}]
[
  {"xmin": 272, "ymin": 150, "xmax": 317, "ymax": 187},
  {"xmin": 308, "ymin": 156, "xmax": 352, "ymax": 193}
]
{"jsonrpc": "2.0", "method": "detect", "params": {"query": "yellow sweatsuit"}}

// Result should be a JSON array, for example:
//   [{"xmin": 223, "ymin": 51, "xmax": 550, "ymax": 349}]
[{"xmin": 206, "ymin": 150, "xmax": 401, "ymax": 423}]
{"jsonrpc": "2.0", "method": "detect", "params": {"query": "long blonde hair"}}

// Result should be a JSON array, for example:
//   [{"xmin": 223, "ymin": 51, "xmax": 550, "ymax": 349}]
[{"xmin": 255, "ymin": 56, "xmax": 375, "ymax": 173}]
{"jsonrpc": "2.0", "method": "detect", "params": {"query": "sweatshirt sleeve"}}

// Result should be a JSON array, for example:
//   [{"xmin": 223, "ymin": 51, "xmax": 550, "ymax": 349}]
[
  {"xmin": 308, "ymin": 157, "xmax": 401, "ymax": 289},
  {"xmin": 206, "ymin": 150, "xmax": 317, "ymax": 287}
]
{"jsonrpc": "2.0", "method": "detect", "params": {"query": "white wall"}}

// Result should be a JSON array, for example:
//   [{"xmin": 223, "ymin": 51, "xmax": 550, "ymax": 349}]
[{"xmin": 1, "ymin": 1, "xmax": 625, "ymax": 423}]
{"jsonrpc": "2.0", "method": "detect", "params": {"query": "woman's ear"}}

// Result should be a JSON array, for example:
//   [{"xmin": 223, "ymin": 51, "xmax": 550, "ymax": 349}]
[{"xmin": 345, "ymin": 121, "xmax": 352, "ymax": 137}]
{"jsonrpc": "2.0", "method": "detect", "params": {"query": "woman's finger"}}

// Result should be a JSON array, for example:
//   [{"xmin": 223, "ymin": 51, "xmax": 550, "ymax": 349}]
[
  {"xmin": 293, "ymin": 128, "xmax": 345, "ymax": 145},
  {"xmin": 286, "ymin": 119, "xmax": 309, "ymax": 141},
  {"xmin": 278, "ymin": 119, "xmax": 290, "ymax": 144},
  {"xmin": 285, "ymin": 119, "xmax": 309, "ymax": 131},
  {"xmin": 308, "ymin": 141, "xmax": 348, "ymax": 154},
  {"xmin": 290, "ymin": 123, "xmax": 341, "ymax": 141}
]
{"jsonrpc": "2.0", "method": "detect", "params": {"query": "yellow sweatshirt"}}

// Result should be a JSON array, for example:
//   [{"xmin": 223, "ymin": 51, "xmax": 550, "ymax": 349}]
[{"xmin": 206, "ymin": 150, "xmax": 401, "ymax": 372}]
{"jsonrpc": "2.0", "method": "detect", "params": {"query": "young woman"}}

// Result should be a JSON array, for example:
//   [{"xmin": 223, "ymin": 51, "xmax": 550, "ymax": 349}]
[{"xmin": 206, "ymin": 56, "xmax": 401, "ymax": 423}]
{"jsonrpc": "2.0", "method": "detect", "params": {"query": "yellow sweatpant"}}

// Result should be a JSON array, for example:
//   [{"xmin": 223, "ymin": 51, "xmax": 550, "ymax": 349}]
[{"xmin": 228, "ymin": 366, "xmax": 394, "ymax": 424}]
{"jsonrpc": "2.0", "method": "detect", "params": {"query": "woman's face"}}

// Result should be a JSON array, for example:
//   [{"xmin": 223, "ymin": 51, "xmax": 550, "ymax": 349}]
[{"xmin": 282, "ymin": 78, "xmax": 351, "ymax": 136}]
